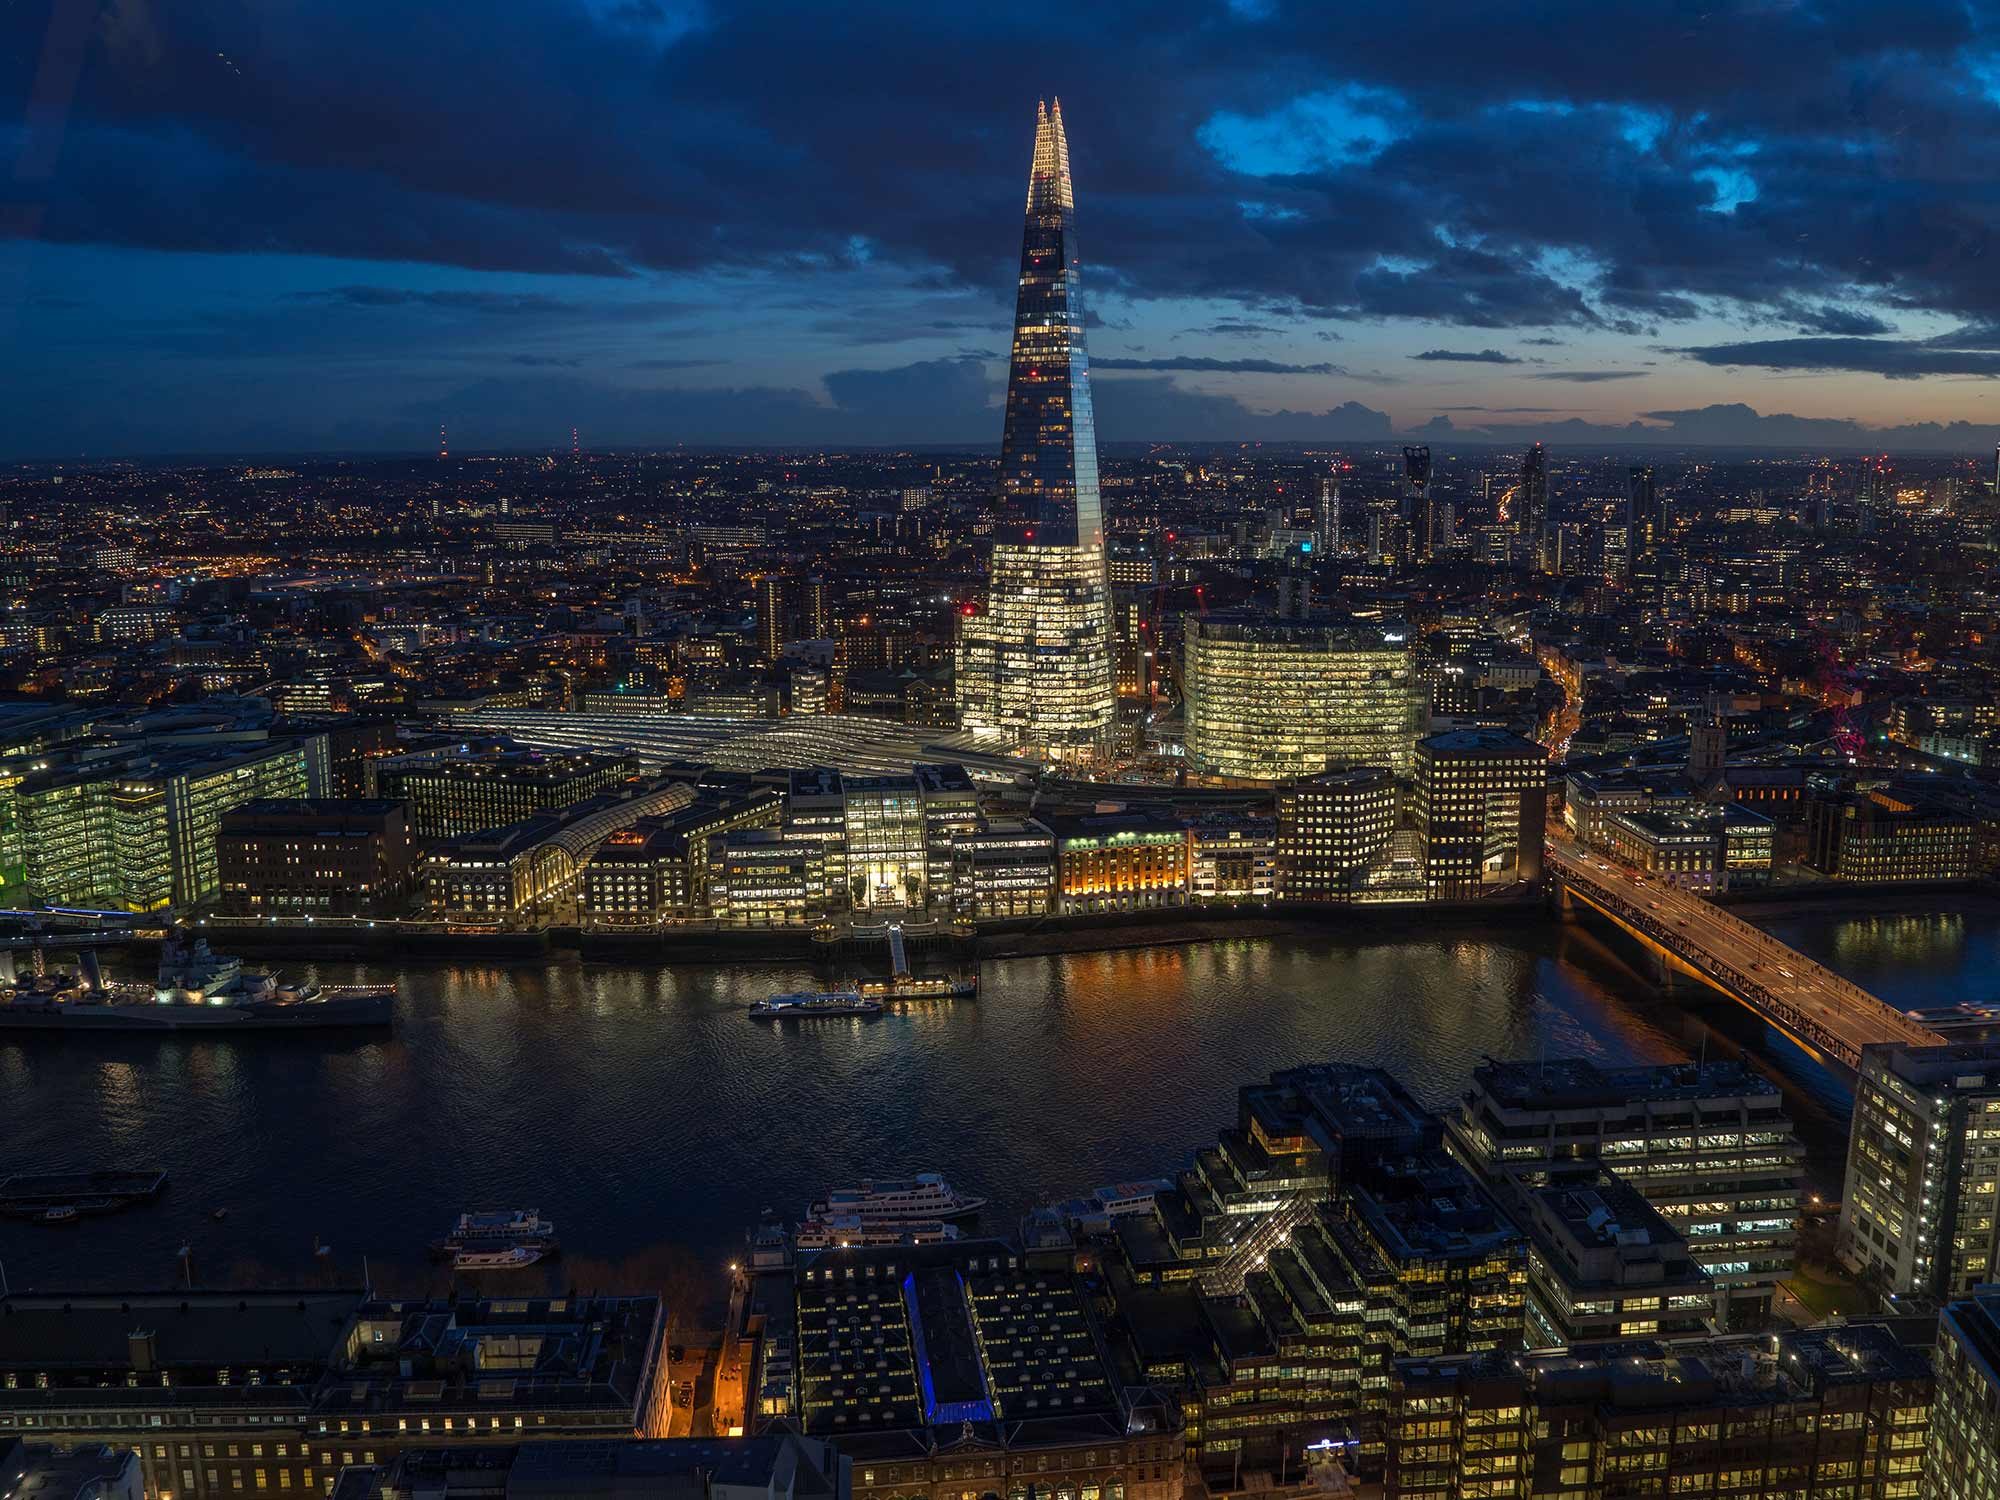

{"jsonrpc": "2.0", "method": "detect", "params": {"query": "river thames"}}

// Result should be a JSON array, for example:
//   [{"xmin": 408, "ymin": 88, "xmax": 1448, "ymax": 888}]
[{"xmin": 2, "ymin": 899, "xmax": 1994, "ymax": 1292}]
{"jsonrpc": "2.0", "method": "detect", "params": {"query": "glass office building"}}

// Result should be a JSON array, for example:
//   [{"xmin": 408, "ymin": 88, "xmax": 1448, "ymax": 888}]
[
  {"xmin": 1183, "ymin": 615, "xmax": 1422, "ymax": 781},
  {"xmin": 957, "ymin": 100, "xmax": 1114, "ymax": 761}
]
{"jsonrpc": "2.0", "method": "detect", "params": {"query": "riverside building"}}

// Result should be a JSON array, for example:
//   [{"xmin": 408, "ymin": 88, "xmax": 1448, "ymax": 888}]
[
  {"xmin": 1446, "ymin": 1058, "xmax": 1803, "ymax": 1327},
  {"xmin": 216, "ymin": 799, "xmax": 416, "ymax": 919},
  {"xmin": 1182, "ymin": 615, "xmax": 1422, "ymax": 782},
  {"xmin": 1275, "ymin": 767, "xmax": 1397, "ymax": 901},
  {"xmin": 1412, "ymin": 729, "xmax": 1547, "ymax": 898},
  {"xmin": 1838, "ymin": 1041, "xmax": 2000, "ymax": 1303},
  {"xmin": 16, "ymin": 738, "xmax": 323, "ymax": 912},
  {"xmin": 955, "ymin": 102, "xmax": 1115, "ymax": 763}
]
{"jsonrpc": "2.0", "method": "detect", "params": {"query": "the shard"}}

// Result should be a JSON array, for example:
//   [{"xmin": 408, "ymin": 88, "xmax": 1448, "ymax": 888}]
[{"xmin": 957, "ymin": 100, "xmax": 1115, "ymax": 760}]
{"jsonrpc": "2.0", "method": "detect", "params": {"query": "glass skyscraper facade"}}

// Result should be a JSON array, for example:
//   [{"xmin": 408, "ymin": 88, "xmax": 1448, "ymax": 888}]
[
  {"xmin": 1183, "ymin": 615, "xmax": 1422, "ymax": 781},
  {"xmin": 957, "ymin": 100, "xmax": 1114, "ymax": 761}
]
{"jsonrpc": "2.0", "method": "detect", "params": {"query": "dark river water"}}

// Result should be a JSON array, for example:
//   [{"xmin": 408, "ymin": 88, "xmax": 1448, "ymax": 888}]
[{"xmin": 3, "ymin": 898, "xmax": 1994, "ymax": 1295}]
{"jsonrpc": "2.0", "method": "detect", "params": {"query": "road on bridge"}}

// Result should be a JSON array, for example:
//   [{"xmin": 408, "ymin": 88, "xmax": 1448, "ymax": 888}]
[{"xmin": 1546, "ymin": 834, "xmax": 1941, "ymax": 1068}]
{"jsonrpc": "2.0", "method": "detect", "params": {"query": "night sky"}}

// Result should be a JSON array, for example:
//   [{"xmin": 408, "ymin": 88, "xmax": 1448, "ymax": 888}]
[{"xmin": 8, "ymin": 0, "xmax": 2000, "ymax": 458}]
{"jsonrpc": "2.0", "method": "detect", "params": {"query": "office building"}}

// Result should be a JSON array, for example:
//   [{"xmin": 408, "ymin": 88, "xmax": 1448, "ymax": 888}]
[
  {"xmin": 913, "ymin": 761, "xmax": 979, "ymax": 906},
  {"xmin": 0, "ymin": 1290, "xmax": 358, "ymax": 1500},
  {"xmin": 1403, "ymin": 446, "xmax": 1436, "ymax": 558},
  {"xmin": 1386, "ymin": 1324, "xmax": 1931, "ymax": 1500},
  {"xmin": 1323, "ymin": 1151, "xmax": 1528, "ymax": 1368},
  {"xmin": 216, "ymin": 799, "xmax": 416, "ymax": 919},
  {"xmin": 1930, "ymin": 1285, "xmax": 2000, "ymax": 1500},
  {"xmin": 839, "ymin": 773, "xmax": 930, "ymax": 910},
  {"xmin": 1449, "ymin": 1058, "xmax": 1802, "ymax": 1327},
  {"xmin": 1806, "ymin": 784, "xmax": 1978, "ymax": 881},
  {"xmin": 1275, "ymin": 766, "xmax": 1397, "ymax": 901},
  {"xmin": 1046, "ymin": 808, "xmax": 1192, "ymax": 913},
  {"xmin": 579, "ymin": 788, "xmax": 784, "ymax": 927},
  {"xmin": 1413, "ymin": 729, "xmax": 1547, "ymax": 898},
  {"xmin": 1183, "ymin": 615, "xmax": 1422, "ymax": 781},
  {"xmin": 765, "ymin": 1241, "xmax": 1183, "ymax": 1500},
  {"xmin": 1512, "ymin": 1173, "xmax": 1716, "ymax": 1346},
  {"xmin": 1601, "ymin": 802, "xmax": 1775, "ymax": 892},
  {"xmin": 374, "ymin": 750, "xmax": 638, "ymax": 842},
  {"xmin": 710, "ymin": 829, "xmax": 827, "ymax": 927},
  {"xmin": 948, "ymin": 816, "xmax": 1056, "ymax": 919},
  {"xmin": 956, "ymin": 102, "xmax": 1115, "ymax": 761},
  {"xmin": 17, "ymin": 738, "xmax": 322, "ymax": 913},
  {"xmin": 329, "ymin": 1437, "xmax": 850, "ymax": 1500},
  {"xmin": 1838, "ymin": 1041, "xmax": 2000, "ymax": 1302},
  {"xmin": 422, "ymin": 782, "xmax": 694, "ymax": 922},
  {"xmin": 1188, "ymin": 813, "xmax": 1275, "ymax": 901}
]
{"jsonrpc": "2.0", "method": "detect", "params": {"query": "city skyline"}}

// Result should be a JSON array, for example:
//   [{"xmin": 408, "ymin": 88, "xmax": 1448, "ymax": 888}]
[{"xmin": 11, "ymin": 2, "xmax": 2000, "ymax": 457}]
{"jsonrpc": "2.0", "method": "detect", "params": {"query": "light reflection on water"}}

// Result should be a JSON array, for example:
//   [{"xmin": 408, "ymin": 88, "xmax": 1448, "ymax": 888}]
[{"xmin": 2, "ymin": 904, "xmax": 1988, "ymax": 1291}]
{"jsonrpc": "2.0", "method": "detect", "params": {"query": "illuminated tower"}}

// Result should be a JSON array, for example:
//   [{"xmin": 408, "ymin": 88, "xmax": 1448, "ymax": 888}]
[
  {"xmin": 1521, "ymin": 441, "xmax": 1550, "ymax": 571},
  {"xmin": 957, "ymin": 100, "xmax": 1115, "ymax": 760},
  {"xmin": 1317, "ymin": 474, "xmax": 1341, "ymax": 555}
]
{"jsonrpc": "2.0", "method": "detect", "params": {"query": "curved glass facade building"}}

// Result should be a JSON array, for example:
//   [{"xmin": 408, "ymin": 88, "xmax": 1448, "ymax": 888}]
[
  {"xmin": 957, "ymin": 100, "xmax": 1114, "ymax": 761},
  {"xmin": 1183, "ymin": 615, "xmax": 1423, "ymax": 782}
]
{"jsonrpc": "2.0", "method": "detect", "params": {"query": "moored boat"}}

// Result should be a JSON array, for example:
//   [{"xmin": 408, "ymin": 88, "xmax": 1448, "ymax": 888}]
[
  {"xmin": 0, "ymin": 931, "xmax": 393, "ymax": 1031},
  {"xmin": 454, "ymin": 1245, "xmax": 544, "ymax": 1271},
  {"xmin": 808, "ymin": 1171, "xmax": 985, "ymax": 1224},
  {"xmin": 793, "ymin": 1214, "xmax": 960, "ymax": 1251},
  {"xmin": 430, "ymin": 1208, "xmax": 559, "ymax": 1259},
  {"xmin": 749, "ymin": 990, "xmax": 882, "ymax": 1020}
]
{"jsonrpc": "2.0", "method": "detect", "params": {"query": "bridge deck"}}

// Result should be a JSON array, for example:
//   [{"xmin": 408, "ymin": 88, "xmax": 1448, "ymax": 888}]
[{"xmin": 1547, "ymin": 836, "xmax": 1940, "ymax": 1070}]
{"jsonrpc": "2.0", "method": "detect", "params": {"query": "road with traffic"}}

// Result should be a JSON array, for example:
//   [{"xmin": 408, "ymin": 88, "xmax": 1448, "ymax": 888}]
[{"xmin": 1546, "ymin": 834, "xmax": 1942, "ymax": 1069}]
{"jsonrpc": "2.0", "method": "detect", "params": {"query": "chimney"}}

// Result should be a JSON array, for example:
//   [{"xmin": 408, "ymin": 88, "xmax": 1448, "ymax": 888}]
[{"xmin": 128, "ymin": 1328, "xmax": 159, "ymax": 1373}]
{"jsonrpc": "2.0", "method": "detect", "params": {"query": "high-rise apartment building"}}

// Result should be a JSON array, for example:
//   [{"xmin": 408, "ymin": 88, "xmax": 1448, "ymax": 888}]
[
  {"xmin": 1520, "ymin": 442, "xmax": 1550, "ymax": 571},
  {"xmin": 1413, "ymin": 729, "xmax": 1547, "ymax": 898},
  {"xmin": 956, "ymin": 101, "xmax": 1114, "ymax": 761},
  {"xmin": 1838, "ymin": 1041, "xmax": 2000, "ymax": 1302},
  {"xmin": 755, "ymin": 574, "xmax": 789, "ymax": 664},
  {"xmin": 1183, "ymin": 614, "xmax": 1422, "ymax": 781}
]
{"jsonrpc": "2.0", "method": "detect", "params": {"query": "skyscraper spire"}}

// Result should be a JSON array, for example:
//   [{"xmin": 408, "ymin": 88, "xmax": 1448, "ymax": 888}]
[
  {"xmin": 1026, "ymin": 98, "xmax": 1074, "ymax": 214},
  {"xmin": 999, "ymin": 96, "xmax": 1098, "ymax": 549}
]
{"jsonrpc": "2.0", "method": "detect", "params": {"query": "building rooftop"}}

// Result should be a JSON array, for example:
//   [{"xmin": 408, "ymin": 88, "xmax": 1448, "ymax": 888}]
[
  {"xmin": 1397, "ymin": 1321, "xmax": 1931, "ymax": 1404},
  {"xmin": 317, "ymin": 1294, "xmax": 660, "ymax": 1417},
  {"xmin": 330, "ymin": 1436, "xmax": 847, "ymax": 1500},
  {"xmin": 1473, "ymin": 1057, "xmax": 1781, "ymax": 1110},
  {"xmin": 1418, "ymin": 728, "xmax": 1545, "ymax": 757},
  {"xmin": 0, "ymin": 1290, "xmax": 359, "ymax": 1373},
  {"xmin": 0, "ymin": 1441, "xmax": 139, "ymax": 1500}
]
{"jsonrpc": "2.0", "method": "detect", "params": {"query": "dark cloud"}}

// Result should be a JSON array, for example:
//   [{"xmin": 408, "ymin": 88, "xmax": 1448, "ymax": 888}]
[
  {"xmin": 10, "ymin": 0, "xmax": 2000, "ymax": 451},
  {"xmin": 1410, "ymin": 348, "xmax": 1521, "ymax": 364},
  {"xmin": 301, "ymin": 286, "xmax": 586, "ymax": 314},
  {"xmin": 1788, "ymin": 304, "xmax": 1896, "ymax": 337},
  {"xmin": 1526, "ymin": 369, "xmax": 1648, "ymax": 382},
  {"xmin": 1677, "ymin": 336, "xmax": 2000, "ymax": 379},
  {"xmin": 1094, "ymin": 355, "xmax": 1344, "ymax": 374}
]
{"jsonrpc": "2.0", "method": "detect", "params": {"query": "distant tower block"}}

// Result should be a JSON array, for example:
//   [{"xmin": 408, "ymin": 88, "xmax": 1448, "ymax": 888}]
[
  {"xmin": 438, "ymin": 423, "xmax": 448, "ymax": 461},
  {"xmin": 571, "ymin": 426, "xmax": 580, "ymax": 458}
]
